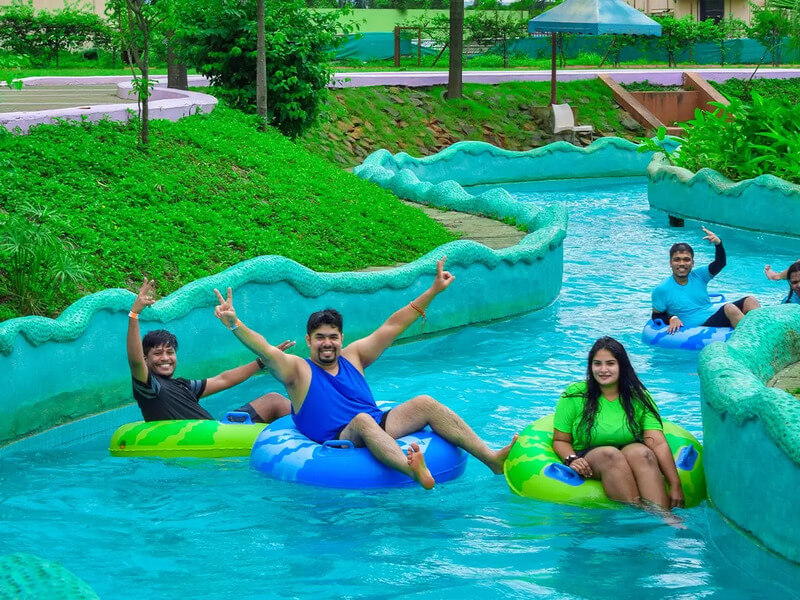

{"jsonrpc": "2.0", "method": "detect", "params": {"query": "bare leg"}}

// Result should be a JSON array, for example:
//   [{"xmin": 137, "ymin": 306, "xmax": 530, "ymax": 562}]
[
  {"xmin": 621, "ymin": 443, "xmax": 670, "ymax": 510},
  {"xmin": 383, "ymin": 395, "xmax": 517, "ymax": 474},
  {"xmin": 340, "ymin": 412, "xmax": 434, "ymax": 489},
  {"xmin": 584, "ymin": 447, "xmax": 641, "ymax": 504},
  {"xmin": 723, "ymin": 303, "xmax": 745, "ymax": 328},
  {"xmin": 247, "ymin": 392, "xmax": 291, "ymax": 423},
  {"xmin": 742, "ymin": 296, "xmax": 760, "ymax": 314}
]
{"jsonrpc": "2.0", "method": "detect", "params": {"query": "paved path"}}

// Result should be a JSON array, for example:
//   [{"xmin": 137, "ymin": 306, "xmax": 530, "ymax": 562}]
[
  {"xmin": 770, "ymin": 362, "xmax": 800, "ymax": 400},
  {"xmin": 5, "ymin": 68, "xmax": 800, "ymax": 113},
  {"xmin": 0, "ymin": 85, "xmax": 131, "ymax": 113},
  {"xmin": 332, "ymin": 67, "xmax": 800, "ymax": 88},
  {"xmin": 362, "ymin": 201, "xmax": 525, "ymax": 271}
]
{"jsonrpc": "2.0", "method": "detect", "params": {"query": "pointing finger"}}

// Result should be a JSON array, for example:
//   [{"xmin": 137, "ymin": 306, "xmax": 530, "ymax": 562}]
[{"xmin": 213, "ymin": 288, "xmax": 225, "ymax": 304}]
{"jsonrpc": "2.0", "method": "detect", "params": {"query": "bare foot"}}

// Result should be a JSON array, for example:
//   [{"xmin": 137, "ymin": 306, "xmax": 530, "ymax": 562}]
[
  {"xmin": 406, "ymin": 442, "xmax": 435, "ymax": 490},
  {"xmin": 488, "ymin": 434, "xmax": 519, "ymax": 474}
]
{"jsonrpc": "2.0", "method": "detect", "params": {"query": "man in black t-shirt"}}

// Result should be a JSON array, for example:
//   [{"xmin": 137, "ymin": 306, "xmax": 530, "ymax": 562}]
[{"xmin": 127, "ymin": 277, "xmax": 292, "ymax": 423}]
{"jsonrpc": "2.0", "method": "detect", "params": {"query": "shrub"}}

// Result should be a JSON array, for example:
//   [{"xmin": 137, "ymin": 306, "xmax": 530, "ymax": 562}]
[
  {"xmin": 642, "ymin": 94, "xmax": 800, "ymax": 184},
  {"xmin": 0, "ymin": 203, "xmax": 91, "ymax": 317},
  {"xmin": 175, "ymin": 0, "xmax": 351, "ymax": 137}
]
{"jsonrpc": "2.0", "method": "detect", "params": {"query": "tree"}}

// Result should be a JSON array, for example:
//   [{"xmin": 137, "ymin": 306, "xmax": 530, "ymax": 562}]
[
  {"xmin": 653, "ymin": 15, "xmax": 699, "ymax": 67},
  {"xmin": 748, "ymin": 4, "xmax": 791, "ymax": 67},
  {"xmin": 176, "ymin": 0, "xmax": 351, "ymax": 137},
  {"xmin": 447, "ymin": 0, "xmax": 463, "ymax": 99}
]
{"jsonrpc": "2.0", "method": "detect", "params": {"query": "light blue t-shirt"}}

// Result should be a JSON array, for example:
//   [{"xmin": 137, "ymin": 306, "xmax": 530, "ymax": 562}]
[
  {"xmin": 652, "ymin": 266, "xmax": 716, "ymax": 327},
  {"xmin": 786, "ymin": 292, "xmax": 800, "ymax": 305}
]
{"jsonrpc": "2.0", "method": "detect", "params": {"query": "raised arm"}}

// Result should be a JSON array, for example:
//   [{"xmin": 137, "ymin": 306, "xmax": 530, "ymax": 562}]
[
  {"xmin": 345, "ymin": 256, "xmax": 455, "ymax": 370},
  {"xmin": 703, "ymin": 226, "xmax": 726, "ymax": 277},
  {"xmin": 643, "ymin": 429, "xmax": 684, "ymax": 509},
  {"xmin": 213, "ymin": 287, "xmax": 303, "ymax": 387},
  {"xmin": 126, "ymin": 277, "xmax": 156, "ymax": 383},
  {"xmin": 202, "ymin": 340, "xmax": 296, "ymax": 397}
]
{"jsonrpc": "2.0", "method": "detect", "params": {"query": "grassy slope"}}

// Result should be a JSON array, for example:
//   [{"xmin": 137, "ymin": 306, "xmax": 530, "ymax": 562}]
[
  {"xmin": 300, "ymin": 79, "xmax": 642, "ymax": 167},
  {"xmin": 0, "ymin": 106, "xmax": 456, "ymax": 320}
]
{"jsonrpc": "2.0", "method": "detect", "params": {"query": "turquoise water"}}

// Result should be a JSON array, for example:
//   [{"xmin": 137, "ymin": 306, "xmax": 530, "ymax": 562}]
[{"xmin": 3, "ymin": 176, "xmax": 800, "ymax": 599}]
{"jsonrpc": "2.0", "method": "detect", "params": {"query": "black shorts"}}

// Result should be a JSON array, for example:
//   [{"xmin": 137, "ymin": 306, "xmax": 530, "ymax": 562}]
[
  {"xmin": 234, "ymin": 403, "xmax": 267, "ymax": 424},
  {"xmin": 335, "ymin": 409, "xmax": 391, "ymax": 440},
  {"xmin": 577, "ymin": 440, "xmax": 643, "ymax": 458},
  {"xmin": 702, "ymin": 297, "xmax": 749, "ymax": 328}
]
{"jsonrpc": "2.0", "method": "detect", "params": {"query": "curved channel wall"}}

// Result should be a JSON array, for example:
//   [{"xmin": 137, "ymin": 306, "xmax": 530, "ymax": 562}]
[
  {"xmin": 1, "ymin": 137, "xmax": 650, "ymax": 448},
  {"xmin": 647, "ymin": 153, "xmax": 800, "ymax": 237},
  {"xmin": 698, "ymin": 305, "xmax": 800, "ymax": 563}
]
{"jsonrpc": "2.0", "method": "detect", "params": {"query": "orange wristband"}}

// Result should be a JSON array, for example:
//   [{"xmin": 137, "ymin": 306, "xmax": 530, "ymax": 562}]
[
  {"xmin": 128, "ymin": 311, "xmax": 139, "ymax": 320},
  {"xmin": 409, "ymin": 301, "xmax": 426, "ymax": 332}
]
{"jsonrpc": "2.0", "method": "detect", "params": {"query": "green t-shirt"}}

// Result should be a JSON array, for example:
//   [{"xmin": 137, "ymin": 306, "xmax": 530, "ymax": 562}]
[{"xmin": 553, "ymin": 381, "xmax": 663, "ymax": 451}]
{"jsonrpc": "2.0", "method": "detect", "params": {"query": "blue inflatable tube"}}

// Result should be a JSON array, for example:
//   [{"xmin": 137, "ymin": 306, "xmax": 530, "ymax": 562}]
[
  {"xmin": 642, "ymin": 294, "xmax": 733, "ymax": 351},
  {"xmin": 250, "ymin": 415, "xmax": 468, "ymax": 489}
]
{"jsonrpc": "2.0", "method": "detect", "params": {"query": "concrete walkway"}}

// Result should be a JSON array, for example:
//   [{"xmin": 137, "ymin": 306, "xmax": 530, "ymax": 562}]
[
  {"xmin": 332, "ymin": 67, "xmax": 800, "ymax": 88},
  {"xmin": 769, "ymin": 362, "xmax": 800, "ymax": 400},
  {"xmin": 0, "ymin": 85, "xmax": 130, "ymax": 113}
]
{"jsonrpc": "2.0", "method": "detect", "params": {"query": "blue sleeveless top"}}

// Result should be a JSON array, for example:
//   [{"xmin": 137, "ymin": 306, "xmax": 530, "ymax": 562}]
[{"xmin": 291, "ymin": 357, "xmax": 384, "ymax": 443}]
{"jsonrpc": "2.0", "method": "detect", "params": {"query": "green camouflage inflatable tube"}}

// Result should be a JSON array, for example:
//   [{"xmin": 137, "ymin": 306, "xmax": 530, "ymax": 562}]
[
  {"xmin": 109, "ymin": 420, "xmax": 267, "ymax": 458},
  {"xmin": 504, "ymin": 414, "xmax": 706, "ymax": 508}
]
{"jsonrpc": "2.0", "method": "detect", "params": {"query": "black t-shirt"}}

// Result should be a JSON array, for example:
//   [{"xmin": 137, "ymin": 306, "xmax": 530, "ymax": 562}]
[{"xmin": 132, "ymin": 372, "xmax": 212, "ymax": 421}]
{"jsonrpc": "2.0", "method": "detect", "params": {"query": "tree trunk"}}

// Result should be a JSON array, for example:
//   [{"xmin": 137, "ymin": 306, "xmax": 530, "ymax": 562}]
[
  {"xmin": 447, "ymin": 0, "xmax": 463, "ymax": 100},
  {"xmin": 141, "ymin": 34, "xmax": 150, "ymax": 147},
  {"xmin": 256, "ymin": 0, "xmax": 268, "ymax": 130},
  {"xmin": 166, "ymin": 31, "xmax": 188, "ymax": 90}
]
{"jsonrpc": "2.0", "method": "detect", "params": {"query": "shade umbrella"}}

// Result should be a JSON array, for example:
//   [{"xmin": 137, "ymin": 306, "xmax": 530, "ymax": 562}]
[{"xmin": 529, "ymin": 0, "xmax": 662, "ymax": 104}]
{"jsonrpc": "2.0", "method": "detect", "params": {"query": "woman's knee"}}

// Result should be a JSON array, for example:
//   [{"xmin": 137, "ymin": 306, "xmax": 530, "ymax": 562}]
[
  {"xmin": 588, "ymin": 446, "xmax": 627, "ymax": 470},
  {"xmin": 623, "ymin": 444, "xmax": 657, "ymax": 467}
]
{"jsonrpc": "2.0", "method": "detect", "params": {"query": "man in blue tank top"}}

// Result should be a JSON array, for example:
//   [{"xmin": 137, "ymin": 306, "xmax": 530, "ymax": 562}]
[
  {"xmin": 214, "ymin": 257, "xmax": 517, "ymax": 490},
  {"xmin": 651, "ymin": 226, "xmax": 760, "ymax": 333}
]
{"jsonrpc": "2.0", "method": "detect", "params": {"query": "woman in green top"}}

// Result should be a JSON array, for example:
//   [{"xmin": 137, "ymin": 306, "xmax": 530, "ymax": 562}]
[{"xmin": 553, "ymin": 337, "xmax": 684, "ymax": 511}]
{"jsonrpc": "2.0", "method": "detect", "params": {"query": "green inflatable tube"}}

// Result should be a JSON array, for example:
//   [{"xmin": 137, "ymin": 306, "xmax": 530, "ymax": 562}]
[
  {"xmin": 504, "ymin": 414, "xmax": 706, "ymax": 508},
  {"xmin": 109, "ymin": 420, "xmax": 267, "ymax": 458}
]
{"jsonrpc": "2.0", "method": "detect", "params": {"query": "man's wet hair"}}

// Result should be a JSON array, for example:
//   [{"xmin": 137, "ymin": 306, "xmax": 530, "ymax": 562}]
[
  {"xmin": 669, "ymin": 243, "xmax": 694, "ymax": 258},
  {"xmin": 307, "ymin": 308, "xmax": 343, "ymax": 334},
  {"xmin": 142, "ymin": 329, "xmax": 179, "ymax": 354}
]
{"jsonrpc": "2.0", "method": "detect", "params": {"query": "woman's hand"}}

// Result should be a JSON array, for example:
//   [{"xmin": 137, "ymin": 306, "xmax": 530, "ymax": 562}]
[
  {"xmin": 569, "ymin": 457, "xmax": 593, "ymax": 478},
  {"xmin": 668, "ymin": 482, "xmax": 685, "ymax": 509}
]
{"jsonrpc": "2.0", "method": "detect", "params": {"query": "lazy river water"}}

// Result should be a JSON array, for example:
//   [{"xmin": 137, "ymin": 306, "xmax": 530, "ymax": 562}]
[{"xmin": 2, "ymin": 176, "xmax": 799, "ymax": 599}]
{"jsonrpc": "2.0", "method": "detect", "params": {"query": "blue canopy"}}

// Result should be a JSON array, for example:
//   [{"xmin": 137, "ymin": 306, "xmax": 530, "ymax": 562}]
[{"xmin": 528, "ymin": 0, "xmax": 662, "ymax": 36}]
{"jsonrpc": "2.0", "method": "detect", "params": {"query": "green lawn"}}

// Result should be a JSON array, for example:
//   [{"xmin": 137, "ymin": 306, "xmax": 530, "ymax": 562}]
[{"xmin": 0, "ymin": 105, "xmax": 456, "ymax": 321}]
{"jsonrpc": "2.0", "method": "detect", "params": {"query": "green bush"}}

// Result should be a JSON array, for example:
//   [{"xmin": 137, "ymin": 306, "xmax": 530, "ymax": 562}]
[
  {"xmin": 713, "ymin": 76, "xmax": 800, "ymax": 105},
  {"xmin": 0, "ymin": 107, "xmax": 456, "ymax": 320},
  {"xmin": 644, "ymin": 94, "xmax": 800, "ymax": 184},
  {"xmin": 0, "ymin": 0, "xmax": 111, "ymax": 68},
  {"xmin": 0, "ymin": 203, "xmax": 91, "ymax": 317},
  {"xmin": 175, "ymin": 0, "xmax": 351, "ymax": 137}
]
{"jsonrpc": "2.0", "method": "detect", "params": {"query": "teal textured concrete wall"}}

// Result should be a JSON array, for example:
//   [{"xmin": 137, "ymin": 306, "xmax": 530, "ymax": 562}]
[
  {"xmin": 9, "ymin": 136, "xmax": 646, "ymax": 446},
  {"xmin": 698, "ymin": 305, "xmax": 800, "ymax": 563},
  {"xmin": 357, "ymin": 137, "xmax": 652, "ymax": 188},
  {"xmin": 647, "ymin": 154, "xmax": 800, "ymax": 237}
]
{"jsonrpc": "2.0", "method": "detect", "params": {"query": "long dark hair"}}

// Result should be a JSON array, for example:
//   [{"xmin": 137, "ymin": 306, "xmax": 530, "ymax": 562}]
[
  {"xmin": 577, "ymin": 337, "xmax": 662, "ymax": 443},
  {"xmin": 784, "ymin": 261, "xmax": 800, "ymax": 304}
]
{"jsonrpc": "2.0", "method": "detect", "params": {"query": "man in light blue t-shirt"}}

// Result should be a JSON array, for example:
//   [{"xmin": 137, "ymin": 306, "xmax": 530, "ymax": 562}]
[{"xmin": 651, "ymin": 226, "xmax": 760, "ymax": 333}]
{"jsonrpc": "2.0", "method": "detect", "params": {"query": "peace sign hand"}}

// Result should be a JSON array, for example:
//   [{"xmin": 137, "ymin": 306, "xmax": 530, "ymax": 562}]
[
  {"xmin": 132, "ymin": 277, "xmax": 156, "ymax": 314},
  {"xmin": 432, "ymin": 256, "xmax": 456, "ymax": 294},
  {"xmin": 702, "ymin": 226, "xmax": 720, "ymax": 245},
  {"xmin": 213, "ymin": 287, "xmax": 238, "ymax": 328}
]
